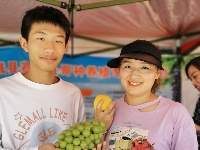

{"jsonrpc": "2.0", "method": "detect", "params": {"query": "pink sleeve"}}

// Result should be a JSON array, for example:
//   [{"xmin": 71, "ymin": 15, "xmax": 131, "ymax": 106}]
[{"xmin": 171, "ymin": 105, "xmax": 198, "ymax": 149}]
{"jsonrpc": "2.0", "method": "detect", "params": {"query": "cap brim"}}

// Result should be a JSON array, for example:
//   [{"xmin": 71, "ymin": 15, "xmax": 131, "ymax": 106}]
[
  {"xmin": 107, "ymin": 57, "xmax": 121, "ymax": 68},
  {"xmin": 107, "ymin": 53, "xmax": 164, "ymax": 70}
]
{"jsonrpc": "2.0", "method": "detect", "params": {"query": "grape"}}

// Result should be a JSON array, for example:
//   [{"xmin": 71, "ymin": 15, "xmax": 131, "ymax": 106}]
[
  {"xmin": 91, "ymin": 119, "xmax": 99, "ymax": 126},
  {"xmin": 85, "ymin": 137, "xmax": 92, "ymax": 145},
  {"xmin": 80, "ymin": 141, "xmax": 88, "ymax": 149},
  {"xmin": 65, "ymin": 136, "xmax": 73, "ymax": 144},
  {"xmin": 66, "ymin": 144, "xmax": 73, "ymax": 150},
  {"xmin": 94, "ymin": 139, "xmax": 101, "ymax": 145},
  {"xmin": 89, "ymin": 134, "xmax": 95, "ymax": 142},
  {"xmin": 84, "ymin": 125, "xmax": 91, "ymax": 131},
  {"xmin": 92, "ymin": 125, "xmax": 100, "ymax": 134},
  {"xmin": 82, "ymin": 129, "xmax": 90, "ymax": 137},
  {"xmin": 84, "ymin": 121, "xmax": 90, "ymax": 125},
  {"xmin": 94, "ymin": 134, "xmax": 99, "ymax": 140},
  {"xmin": 54, "ymin": 141, "xmax": 60, "ymax": 148},
  {"xmin": 73, "ymin": 138, "xmax": 81, "ymax": 146},
  {"xmin": 88, "ymin": 143, "xmax": 95, "ymax": 149},
  {"xmin": 59, "ymin": 141, "xmax": 67, "ymax": 149},
  {"xmin": 78, "ymin": 135, "xmax": 85, "ymax": 141},
  {"xmin": 77, "ymin": 124, "xmax": 84, "ymax": 132},
  {"xmin": 64, "ymin": 130, "xmax": 72, "ymax": 136},
  {"xmin": 72, "ymin": 129, "xmax": 81, "ymax": 137},
  {"xmin": 98, "ymin": 132, "xmax": 103, "ymax": 139},
  {"xmin": 58, "ymin": 133, "xmax": 65, "ymax": 140},
  {"xmin": 54, "ymin": 119, "xmax": 106, "ymax": 149},
  {"xmin": 74, "ymin": 145, "xmax": 81, "ymax": 150},
  {"xmin": 99, "ymin": 121, "xmax": 106, "ymax": 128}
]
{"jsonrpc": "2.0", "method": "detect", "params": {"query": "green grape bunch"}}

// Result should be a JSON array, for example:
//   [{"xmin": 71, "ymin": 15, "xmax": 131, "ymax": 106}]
[{"xmin": 54, "ymin": 119, "xmax": 106, "ymax": 150}]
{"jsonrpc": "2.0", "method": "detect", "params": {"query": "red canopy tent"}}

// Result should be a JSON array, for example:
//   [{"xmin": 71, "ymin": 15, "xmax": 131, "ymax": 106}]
[{"xmin": 0, "ymin": 0, "xmax": 200, "ymax": 55}]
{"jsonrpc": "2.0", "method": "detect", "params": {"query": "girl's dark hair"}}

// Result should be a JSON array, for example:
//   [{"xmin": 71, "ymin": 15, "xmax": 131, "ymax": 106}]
[
  {"xmin": 151, "ymin": 78, "xmax": 160, "ymax": 93},
  {"xmin": 185, "ymin": 56, "xmax": 200, "ymax": 78},
  {"xmin": 21, "ymin": 6, "xmax": 70, "ymax": 43}
]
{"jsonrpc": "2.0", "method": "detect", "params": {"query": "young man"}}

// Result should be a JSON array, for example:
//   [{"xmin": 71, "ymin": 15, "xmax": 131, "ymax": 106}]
[
  {"xmin": 104, "ymin": 40, "xmax": 198, "ymax": 150},
  {"xmin": 0, "ymin": 6, "xmax": 107, "ymax": 150}
]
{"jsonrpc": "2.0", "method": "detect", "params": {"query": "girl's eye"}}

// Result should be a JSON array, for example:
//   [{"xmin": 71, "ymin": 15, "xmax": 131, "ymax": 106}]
[
  {"xmin": 141, "ymin": 66, "xmax": 149, "ymax": 70},
  {"xmin": 37, "ymin": 38, "xmax": 45, "ymax": 41}
]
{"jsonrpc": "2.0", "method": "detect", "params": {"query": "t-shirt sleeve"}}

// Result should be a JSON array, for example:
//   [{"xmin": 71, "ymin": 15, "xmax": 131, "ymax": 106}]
[{"xmin": 171, "ymin": 104, "xmax": 198, "ymax": 149}]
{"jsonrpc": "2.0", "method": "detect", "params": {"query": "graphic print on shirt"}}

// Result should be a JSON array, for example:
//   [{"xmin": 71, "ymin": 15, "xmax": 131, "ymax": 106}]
[
  {"xmin": 109, "ymin": 126, "xmax": 154, "ymax": 150},
  {"xmin": 13, "ymin": 107, "xmax": 70, "ymax": 149}
]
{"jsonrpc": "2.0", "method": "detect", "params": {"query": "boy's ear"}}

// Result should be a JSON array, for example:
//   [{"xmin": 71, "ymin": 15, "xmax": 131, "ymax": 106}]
[
  {"xmin": 65, "ymin": 44, "xmax": 68, "ymax": 52},
  {"xmin": 19, "ymin": 37, "xmax": 28, "ymax": 52}
]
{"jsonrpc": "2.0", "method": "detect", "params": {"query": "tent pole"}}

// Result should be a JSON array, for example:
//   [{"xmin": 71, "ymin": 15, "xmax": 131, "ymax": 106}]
[
  {"xmin": 37, "ymin": 0, "xmax": 147, "ymax": 11},
  {"xmin": 172, "ymin": 36, "xmax": 181, "ymax": 102},
  {"xmin": 68, "ymin": 0, "xmax": 75, "ymax": 56},
  {"xmin": 75, "ymin": 0, "xmax": 147, "ymax": 11}
]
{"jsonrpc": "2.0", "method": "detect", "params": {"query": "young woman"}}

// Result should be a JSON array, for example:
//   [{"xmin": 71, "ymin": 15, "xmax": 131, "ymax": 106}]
[{"xmin": 103, "ymin": 40, "xmax": 198, "ymax": 149}]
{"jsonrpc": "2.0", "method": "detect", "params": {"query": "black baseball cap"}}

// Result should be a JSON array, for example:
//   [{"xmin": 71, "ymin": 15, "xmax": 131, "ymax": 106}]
[{"xmin": 107, "ymin": 40, "xmax": 164, "ymax": 70}]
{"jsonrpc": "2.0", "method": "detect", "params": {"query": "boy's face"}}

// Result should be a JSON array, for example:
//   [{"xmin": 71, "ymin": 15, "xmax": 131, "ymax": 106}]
[
  {"xmin": 19, "ymin": 22, "xmax": 67, "ymax": 73},
  {"xmin": 119, "ymin": 58, "xmax": 160, "ymax": 97}
]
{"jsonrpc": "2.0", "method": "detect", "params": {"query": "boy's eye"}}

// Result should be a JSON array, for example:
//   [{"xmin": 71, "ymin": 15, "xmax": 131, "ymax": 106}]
[
  {"xmin": 55, "ymin": 40, "xmax": 63, "ymax": 43},
  {"xmin": 124, "ymin": 65, "xmax": 131, "ymax": 69}
]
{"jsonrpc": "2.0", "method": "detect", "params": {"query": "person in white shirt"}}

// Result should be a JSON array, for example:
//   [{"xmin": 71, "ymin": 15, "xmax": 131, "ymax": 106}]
[{"xmin": 0, "ymin": 5, "xmax": 112, "ymax": 150}]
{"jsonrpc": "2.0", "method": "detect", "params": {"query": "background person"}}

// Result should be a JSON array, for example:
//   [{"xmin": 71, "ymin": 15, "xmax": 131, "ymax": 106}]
[{"xmin": 185, "ymin": 56, "xmax": 200, "ymax": 148}]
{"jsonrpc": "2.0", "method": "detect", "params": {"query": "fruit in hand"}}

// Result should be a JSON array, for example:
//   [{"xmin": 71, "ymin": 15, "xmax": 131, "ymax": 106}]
[
  {"xmin": 54, "ymin": 119, "xmax": 106, "ymax": 149},
  {"xmin": 94, "ymin": 94, "xmax": 112, "ymax": 111}
]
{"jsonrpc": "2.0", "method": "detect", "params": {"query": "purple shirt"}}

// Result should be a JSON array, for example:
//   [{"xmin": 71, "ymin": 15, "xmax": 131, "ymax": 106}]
[{"xmin": 106, "ymin": 96, "xmax": 198, "ymax": 150}]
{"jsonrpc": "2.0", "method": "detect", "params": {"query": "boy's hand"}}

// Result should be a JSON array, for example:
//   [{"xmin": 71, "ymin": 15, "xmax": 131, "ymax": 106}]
[{"xmin": 38, "ymin": 143, "xmax": 60, "ymax": 150}]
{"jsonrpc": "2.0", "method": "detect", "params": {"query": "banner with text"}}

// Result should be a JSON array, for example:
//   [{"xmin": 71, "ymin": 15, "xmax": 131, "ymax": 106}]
[{"xmin": 0, "ymin": 46, "xmax": 177, "ymax": 120}]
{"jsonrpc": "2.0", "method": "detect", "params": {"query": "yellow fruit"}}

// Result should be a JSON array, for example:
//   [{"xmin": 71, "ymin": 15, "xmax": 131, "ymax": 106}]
[{"xmin": 94, "ymin": 94, "xmax": 112, "ymax": 111}]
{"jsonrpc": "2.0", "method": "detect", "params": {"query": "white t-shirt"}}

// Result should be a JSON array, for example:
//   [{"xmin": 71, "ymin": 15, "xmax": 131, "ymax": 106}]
[
  {"xmin": 106, "ymin": 96, "xmax": 198, "ymax": 150},
  {"xmin": 0, "ymin": 72, "xmax": 86, "ymax": 150}
]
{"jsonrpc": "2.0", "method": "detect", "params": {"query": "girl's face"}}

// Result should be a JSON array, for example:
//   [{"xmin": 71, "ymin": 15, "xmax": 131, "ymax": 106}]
[
  {"xmin": 188, "ymin": 65, "xmax": 200, "ymax": 91},
  {"xmin": 119, "ymin": 58, "xmax": 160, "ymax": 97}
]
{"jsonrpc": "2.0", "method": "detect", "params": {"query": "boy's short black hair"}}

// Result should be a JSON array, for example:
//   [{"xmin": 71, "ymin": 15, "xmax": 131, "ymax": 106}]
[{"xmin": 21, "ymin": 5, "xmax": 70, "ymax": 44}]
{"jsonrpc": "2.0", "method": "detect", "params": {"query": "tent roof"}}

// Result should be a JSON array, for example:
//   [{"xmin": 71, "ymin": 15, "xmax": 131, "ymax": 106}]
[{"xmin": 0, "ymin": 0, "xmax": 200, "ymax": 55}]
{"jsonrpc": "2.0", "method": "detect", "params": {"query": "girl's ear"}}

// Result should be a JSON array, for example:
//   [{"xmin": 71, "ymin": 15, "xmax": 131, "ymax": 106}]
[
  {"xmin": 19, "ymin": 37, "xmax": 28, "ymax": 52},
  {"xmin": 155, "ymin": 69, "xmax": 161, "ymax": 79}
]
